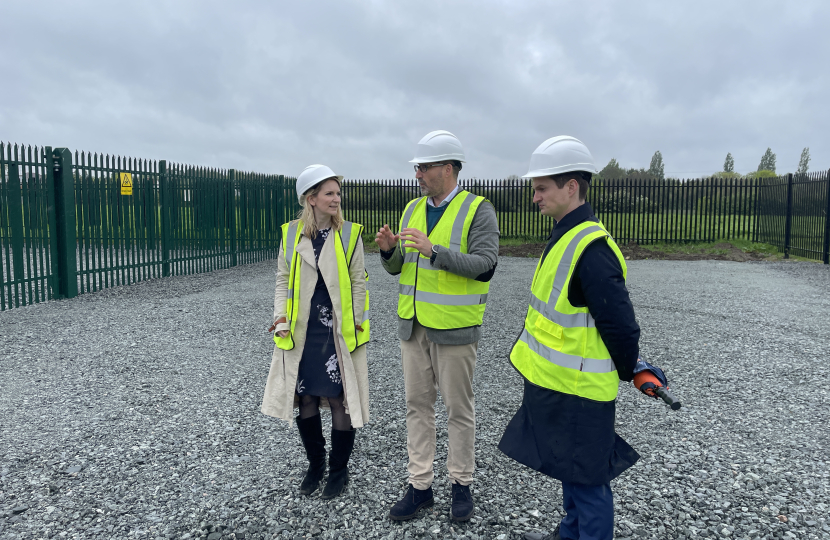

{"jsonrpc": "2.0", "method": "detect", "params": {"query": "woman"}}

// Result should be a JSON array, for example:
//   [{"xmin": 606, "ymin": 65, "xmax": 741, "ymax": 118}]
[{"xmin": 261, "ymin": 164, "xmax": 370, "ymax": 499}]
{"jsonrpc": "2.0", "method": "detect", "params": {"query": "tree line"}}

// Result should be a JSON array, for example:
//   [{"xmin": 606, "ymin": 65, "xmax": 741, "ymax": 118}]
[{"xmin": 597, "ymin": 147, "xmax": 812, "ymax": 181}]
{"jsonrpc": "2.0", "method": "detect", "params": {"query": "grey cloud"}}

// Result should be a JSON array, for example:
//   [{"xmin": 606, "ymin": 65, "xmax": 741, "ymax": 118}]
[{"xmin": 1, "ymin": 0, "xmax": 826, "ymax": 179}]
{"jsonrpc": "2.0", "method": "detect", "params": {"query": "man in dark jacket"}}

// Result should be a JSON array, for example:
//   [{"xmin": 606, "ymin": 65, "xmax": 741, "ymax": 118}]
[{"xmin": 499, "ymin": 136, "xmax": 641, "ymax": 540}]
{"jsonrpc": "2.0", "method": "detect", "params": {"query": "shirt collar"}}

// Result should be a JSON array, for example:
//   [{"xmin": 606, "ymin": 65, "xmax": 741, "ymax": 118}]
[{"xmin": 427, "ymin": 184, "xmax": 461, "ymax": 208}]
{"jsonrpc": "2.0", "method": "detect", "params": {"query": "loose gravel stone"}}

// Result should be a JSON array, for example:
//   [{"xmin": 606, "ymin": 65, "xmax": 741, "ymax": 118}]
[{"xmin": 1, "ymin": 256, "xmax": 829, "ymax": 540}]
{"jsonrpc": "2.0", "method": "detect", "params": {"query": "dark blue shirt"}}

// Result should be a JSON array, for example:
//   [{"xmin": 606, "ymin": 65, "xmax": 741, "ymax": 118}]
[{"xmin": 426, "ymin": 203, "xmax": 447, "ymax": 234}]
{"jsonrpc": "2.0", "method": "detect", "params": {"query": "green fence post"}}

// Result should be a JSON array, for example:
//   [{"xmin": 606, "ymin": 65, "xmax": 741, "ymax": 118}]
[
  {"xmin": 276, "ymin": 174, "xmax": 285, "ymax": 253},
  {"xmin": 229, "ymin": 169, "xmax": 237, "ymax": 267},
  {"xmin": 159, "ymin": 160, "xmax": 171, "ymax": 277},
  {"xmin": 823, "ymin": 169, "xmax": 830, "ymax": 265},
  {"xmin": 44, "ymin": 146, "xmax": 60, "ymax": 299},
  {"xmin": 52, "ymin": 148, "xmax": 77, "ymax": 299},
  {"xmin": 279, "ymin": 174, "xmax": 288, "ymax": 226},
  {"xmin": 7, "ymin": 156, "xmax": 24, "ymax": 307}
]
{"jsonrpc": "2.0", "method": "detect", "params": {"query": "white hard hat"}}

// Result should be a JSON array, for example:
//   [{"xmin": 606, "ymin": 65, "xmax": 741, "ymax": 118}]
[
  {"xmin": 523, "ymin": 136, "xmax": 598, "ymax": 179},
  {"xmin": 295, "ymin": 164, "xmax": 343, "ymax": 204},
  {"xmin": 409, "ymin": 130, "xmax": 466, "ymax": 164}
]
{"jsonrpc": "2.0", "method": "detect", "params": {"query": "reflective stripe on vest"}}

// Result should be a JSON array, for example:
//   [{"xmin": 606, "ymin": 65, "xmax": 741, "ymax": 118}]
[
  {"xmin": 527, "ymin": 225, "xmax": 605, "ymax": 329},
  {"xmin": 283, "ymin": 220, "xmax": 300, "ymax": 304},
  {"xmin": 509, "ymin": 221, "xmax": 626, "ymax": 402},
  {"xmin": 396, "ymin": 191, "xmax": 490, "ymax": 329},
  {"xmin": 336, "ymin": 220, "xmax": 370, "ymax": 350},
  {"xmin": 339, "ymin": 220, "xmax": 370, "ymax": 333},
  {"xmin": 275, "ymin": 220, "xmax": 370, "ymax": 352}
]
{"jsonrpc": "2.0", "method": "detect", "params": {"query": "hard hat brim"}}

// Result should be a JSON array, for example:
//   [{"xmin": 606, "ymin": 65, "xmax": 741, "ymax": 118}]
[
  {"xmin": 409, "ymin": 155, "xmax": 466, "ymax": 164},
  {"xmin": 309, "ymin": 175, "xmax": 344, "ymax": 185},
  {"xmin": 522, "ymin": 164, "xmax": 598, "ymax": 179}
]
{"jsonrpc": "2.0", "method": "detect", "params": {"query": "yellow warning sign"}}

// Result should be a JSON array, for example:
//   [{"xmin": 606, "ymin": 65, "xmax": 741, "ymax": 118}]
[{"xmin": 120, "ymin": 172, "xmax": 133, "ymax": 195}]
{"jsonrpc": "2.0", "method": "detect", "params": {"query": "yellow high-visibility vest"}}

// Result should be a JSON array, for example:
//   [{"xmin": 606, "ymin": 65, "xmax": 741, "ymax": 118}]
[
  {"xmin": 509, "ymin": 221, "xmax": 625, "ymax": 402},
  {"xmin": 275, "ymin": 220, "xmax": 370, "ymax": 352},
  {"xmin": 396, "ymin": 191, "xmax": 489, "ymax": 330}
]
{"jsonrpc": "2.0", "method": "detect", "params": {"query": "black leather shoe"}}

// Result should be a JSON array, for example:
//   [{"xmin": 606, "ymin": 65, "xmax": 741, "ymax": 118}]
[
  {"xmin": 295, "ymin": 415, "xmax": 326, "ymax": 496},
  {"xmin": 524, "ymin": 524, "xmax": 562, "ymax": 540},
  {"xmin": 389, "ymin": 484, "xmax": 434, "ymax": 521},
  {"xmin": 450, "ymin": 483, "xmax": 474, "ymax": 522}
]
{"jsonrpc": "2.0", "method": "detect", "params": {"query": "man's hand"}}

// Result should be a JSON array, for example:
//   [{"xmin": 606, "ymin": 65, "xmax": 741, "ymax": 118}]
[
  {"xmin": 375, "ymin": 224, "xmax": 400, "ymax": 252},
  {"xmin": 277, "ymin": 330, "xmax": 290, "ymax": 338},
  {"xmin": 400, "ymin": 228, "xmax": 433, "ymax": 258}
]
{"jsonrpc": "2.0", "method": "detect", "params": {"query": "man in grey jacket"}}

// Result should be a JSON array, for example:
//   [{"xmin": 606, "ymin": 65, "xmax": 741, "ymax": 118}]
[{"xmin": 376, "ymin": 130, "xmax": 499, "ymax": 522}]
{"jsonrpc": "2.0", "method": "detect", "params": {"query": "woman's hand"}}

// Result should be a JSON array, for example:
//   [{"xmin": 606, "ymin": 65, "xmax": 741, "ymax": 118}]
[
  {"xmin": 268, "ymin": 317, "xmax": 287, "ymax": 335},
  {"xmin": 375, "ymin": 224, "xmax": 400, "ymax": 252}
]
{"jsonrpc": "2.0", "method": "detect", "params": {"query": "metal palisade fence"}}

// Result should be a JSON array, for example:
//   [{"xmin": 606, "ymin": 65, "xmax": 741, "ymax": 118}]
[
  {"xmin": 0, "ymin": 144, "xmax": 56, "ymax": 310},
  {"xmin": 1, "ymin": 142, "xmax": 298, "ymax": 311},
  {"xmin": 342, "ymin": 177, "xmax": 762, "ymax": 243},
  {"xmin": 341, "ymin": 174, "xmax": 830, "ymax": 260},
  {"xmin": 755, "ymin": 172, "xmax": 830, "ymax": 261},
  {"xmin": 2, "ymin": 140, "xmax": 829, "ymax": 312}
]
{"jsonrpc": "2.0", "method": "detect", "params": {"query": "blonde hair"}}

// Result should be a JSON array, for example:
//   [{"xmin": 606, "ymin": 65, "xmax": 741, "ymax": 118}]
[{"xmin": 297, "ymin": 178, "xmax": 344, "ymax": 238}]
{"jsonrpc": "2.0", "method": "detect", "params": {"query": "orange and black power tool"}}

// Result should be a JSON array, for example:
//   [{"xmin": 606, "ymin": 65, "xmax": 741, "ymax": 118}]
[{"xmin": 633, "ymin": 358, "xmax": 681, "ymax": 410}]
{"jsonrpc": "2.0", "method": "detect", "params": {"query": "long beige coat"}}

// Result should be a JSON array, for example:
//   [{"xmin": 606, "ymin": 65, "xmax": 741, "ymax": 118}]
[{"xmin": 261, "ymin": 223, "xmax": 370, "ymax": 428}]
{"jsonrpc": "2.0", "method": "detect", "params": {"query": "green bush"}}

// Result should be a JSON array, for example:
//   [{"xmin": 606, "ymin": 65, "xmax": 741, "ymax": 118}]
[{"xmin": 746, "ymin": 170, "xmax": 778, "ymax": 179}]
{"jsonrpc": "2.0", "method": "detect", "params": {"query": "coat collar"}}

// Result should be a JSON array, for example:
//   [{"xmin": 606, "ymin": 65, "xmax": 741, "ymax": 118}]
[
  {"xmin": 541, "ymin": 202, "xmax": 598, "ymax": 261},
  {"xmin": 295, "ymin": 236, "xmax": 316, "ymax": 267},
  {"xmin": 549, "ymin": 202, "xmax": 597, "ymax": 246},
  {"xmin": 296, "ymin": 228, "xmax": 337, "ymax": 268}
]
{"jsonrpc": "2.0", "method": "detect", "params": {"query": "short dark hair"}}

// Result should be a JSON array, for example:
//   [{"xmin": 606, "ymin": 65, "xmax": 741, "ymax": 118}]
[
  {"xmin": 448, "ymin": 160, "xmax": 462, "ymax": 178},
  {"xmin": 550, "ymin": 171, "xmax": 591, "ymax": 201}
]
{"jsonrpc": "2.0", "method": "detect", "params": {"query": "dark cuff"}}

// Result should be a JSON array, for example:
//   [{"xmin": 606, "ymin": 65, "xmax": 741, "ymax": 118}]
[
  {"xmin": 380, "ymin": 248, "xmax": 395, "ymax": 260},
  {"xmin": 474, "ymin": 262, "xmax": 497, "ymax": 282}
]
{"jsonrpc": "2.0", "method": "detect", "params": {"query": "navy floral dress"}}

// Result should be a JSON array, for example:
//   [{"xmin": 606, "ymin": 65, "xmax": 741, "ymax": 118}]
[{"xmin": 295, "ymin": 228, "xmax": 344, "ymax": 398}]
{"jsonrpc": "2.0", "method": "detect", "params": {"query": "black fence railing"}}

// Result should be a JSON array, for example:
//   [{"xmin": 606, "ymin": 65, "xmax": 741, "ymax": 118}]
[
  {"xmin": 756, "ymin": 172, "xmax": 830, "ymax": 262},
  {"xmin": 341, "ymin": 172, "xmax": 830, "ymax": 263}
]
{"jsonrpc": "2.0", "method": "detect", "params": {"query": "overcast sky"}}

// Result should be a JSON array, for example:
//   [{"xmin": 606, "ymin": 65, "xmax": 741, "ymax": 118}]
[{"xmin": 1, "ymin": 0, "xmax": 827, "ymax": 179}]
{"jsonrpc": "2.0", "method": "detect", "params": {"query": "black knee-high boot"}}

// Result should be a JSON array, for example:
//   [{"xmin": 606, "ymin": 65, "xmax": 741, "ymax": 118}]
[
  {"xmin": 296, "ymin": 415, "xmax": 326, "ymax": 496},
  {"xmin": 321, "ymin": 428, "xmax": 355, "ymax": 499}
]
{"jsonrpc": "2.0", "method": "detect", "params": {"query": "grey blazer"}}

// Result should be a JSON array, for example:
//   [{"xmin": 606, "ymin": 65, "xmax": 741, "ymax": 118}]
[{"xmin": 380, "ymin": 197, "xmax": 499, "ymax": 345}]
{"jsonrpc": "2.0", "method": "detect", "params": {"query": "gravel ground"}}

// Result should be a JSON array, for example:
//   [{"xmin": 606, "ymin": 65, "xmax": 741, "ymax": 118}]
[{"xmin": 1, "ymin": 255, "xmax": 829, "ymax": 540}]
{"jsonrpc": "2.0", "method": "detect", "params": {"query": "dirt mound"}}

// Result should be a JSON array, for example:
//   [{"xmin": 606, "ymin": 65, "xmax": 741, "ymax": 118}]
[{"xmin": 499, "ymin": 241, "xmax": 777, "ymax": 262}]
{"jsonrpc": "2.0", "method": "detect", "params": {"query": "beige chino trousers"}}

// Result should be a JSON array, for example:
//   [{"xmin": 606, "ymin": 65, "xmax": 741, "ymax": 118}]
[{"xmin": 401, "ymin": 321, "xmax": 477, "ymax": 490}]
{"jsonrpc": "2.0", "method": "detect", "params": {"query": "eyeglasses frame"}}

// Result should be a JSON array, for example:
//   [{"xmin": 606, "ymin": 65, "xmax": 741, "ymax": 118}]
[{"xmin": 413, "ymin": 162, "xmax": 451, "ymax": 173}]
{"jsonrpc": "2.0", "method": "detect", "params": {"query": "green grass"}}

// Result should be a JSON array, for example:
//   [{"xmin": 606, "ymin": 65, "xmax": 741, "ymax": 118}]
[{"xmin": 498, "ymin": 237, "xmax": 543, "ymax": 246}]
